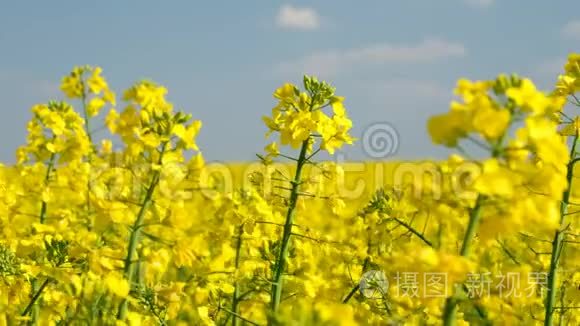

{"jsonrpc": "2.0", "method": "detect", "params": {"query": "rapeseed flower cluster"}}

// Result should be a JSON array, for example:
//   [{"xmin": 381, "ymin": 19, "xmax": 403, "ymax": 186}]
[{"xmin": 0, "ymin": 58, "xmax": 578, "ymax": 326}]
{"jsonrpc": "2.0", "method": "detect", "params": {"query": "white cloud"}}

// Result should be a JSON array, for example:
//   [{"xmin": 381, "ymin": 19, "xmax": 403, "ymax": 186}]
[
  {"xmin": 463, "ymin": 0, "xmax": 494, "ymax": 8},
  {"xmin": 276, "ymin": 5, "xmax": 320, "ymax": 30},
  {"xmin": 561, "ymin": 20, "xmax": 580, "ymax": 40},
  {"xmin": 277, "ymin": 38, "xmax": 466, "ymax": 76},
  {"xmin": 376, "ymin": 79, "xmax": 450, "ymax": 101},
  {"xmin": 360, "ymin": 79, "xmax": 451, "ymax": 112}
]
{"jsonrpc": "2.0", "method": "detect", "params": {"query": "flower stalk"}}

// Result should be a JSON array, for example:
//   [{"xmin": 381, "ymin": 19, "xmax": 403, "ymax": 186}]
[
  {"xmin": 440, "ymin": 117, "xmax": 509, "ymax": 325},
  {"xmin": 117, "ymin": 142, "xmax": 168, "ymax": 320},
  {"xmin": 21, "ymin": 278, "xmax": 52, "ymax": 317},
  {"xmin": 442, "ymin": 195, "xmax": 484, "ymax": 326},
  {"xmin": 270, "ymin": 138, "xmax": 309, "ymax": 316},
  {"xmin": 231, "ymin": 224, "xmax": 244, "ymax": 326},
  {"xmin": 544, "ymin": 133, "xmax": 579, "ymax": 326},
  {"xmin": 39, "ymin": 151, "xmax": 56, "ymax": 224},
  {"xmin": 24, "ymin": 146, "xmax": 57, "ymax": 323}
]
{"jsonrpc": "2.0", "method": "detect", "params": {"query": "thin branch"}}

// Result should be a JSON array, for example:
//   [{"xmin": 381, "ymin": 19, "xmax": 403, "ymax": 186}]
[
  {"xmin": 22, "ymin": 278, "xmax": 53, "ymax": 316},
  {"xmin": 390, "ymin": 217, "xmax": 433, "ymax": 247}
]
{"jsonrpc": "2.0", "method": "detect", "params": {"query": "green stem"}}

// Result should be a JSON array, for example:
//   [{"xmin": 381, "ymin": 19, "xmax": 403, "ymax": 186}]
[
  {"xmin": 342, "ymin": 284, "xmax": 360, "ymax": 304},
  {"xmin": 117, "ymin": 142, "xmax": 167, "ymax": 320},
  {"xmin": 442, "ymin": 195, "xmax": 484, "ymax": 326},
  {"xmin": 39, "ymin": 152, "xmax": 56, "ymax": 224},
  {"xmin": 459, "ymin": 196, "xmax": 484, "ymax": 257},
  {"xmin": 392, "ymin": 215, "xmax": 490, "ymax": 321},
  {"xmin": 232, "ymin": 224, "xmax": 244, "ymax": 326},
  {"xmin": 270, "ymin": 138, "xmax": 309, "ymax": 318},
  {"xmin": 222, "ymin": 307, "xmax": 261, "ymax": 326},
  {"xmin": 343, "ymin": 245, "xmax": 372, "ymax": 304},
  {"xmin": 441, "ymin": 130, "xmax": 509, "ymax": 326},
  {"xmin": 80, "ymin": 79, "xmax": 93, "ymax": 146},
  {"xmin": 392, "ymin": 216, "xmax": 433, "ymax": 247},
  {"xmin": 22, "ymin": 278, "xmax": 52, "ymax": 317},
  {"xmin": 544, "ymin": 133, "xmax": 579, "ymax": 326},
  {"xmin": 81, "ymin": 85, "xmax": 94, "ymax": 228},
  {"xmin": 25, "ymin": 149, "xmax": 57, "ymax": 322}
]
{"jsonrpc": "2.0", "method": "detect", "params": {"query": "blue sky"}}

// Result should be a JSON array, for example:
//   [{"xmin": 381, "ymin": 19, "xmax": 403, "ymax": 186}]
[{"xmin": 1, "ymin": 0, "xmax": 578, "ymax": 163}]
